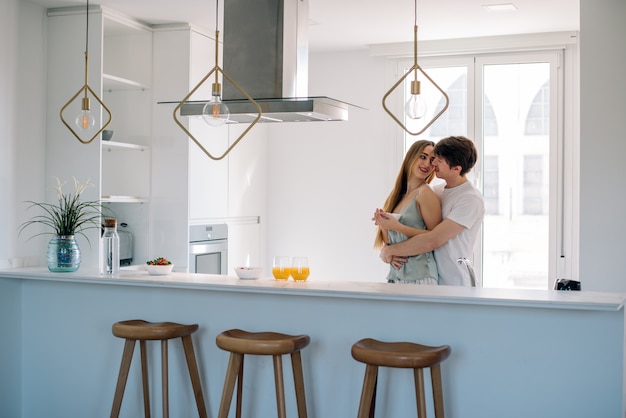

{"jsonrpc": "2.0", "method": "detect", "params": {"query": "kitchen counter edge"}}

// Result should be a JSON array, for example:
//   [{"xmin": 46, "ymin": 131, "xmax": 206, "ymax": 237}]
[{"xmin": 1, "ymin": 267, "xmax": 624, "ymax": 312}]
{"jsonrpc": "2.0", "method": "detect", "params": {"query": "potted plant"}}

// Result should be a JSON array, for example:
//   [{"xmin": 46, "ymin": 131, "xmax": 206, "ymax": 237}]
[{"xmin": 19, "ymin": 177, "xmax": 106, "ymax": 272}]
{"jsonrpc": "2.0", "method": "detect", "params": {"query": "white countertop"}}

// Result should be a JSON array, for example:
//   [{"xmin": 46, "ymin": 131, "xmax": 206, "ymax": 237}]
[{"xmin": 1, "ymin": 267, "xmax": 624, "ymax": 312}]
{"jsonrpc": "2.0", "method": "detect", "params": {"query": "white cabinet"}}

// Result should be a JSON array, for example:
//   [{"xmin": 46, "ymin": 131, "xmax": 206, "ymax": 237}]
[
  {"xmin": 228, "ymin": 219, "xmax": 262, "ymax": 269},
  {"xmin": 224, "ymin": 125, "xmax": 268, "ymax": 273},
  {"xmin": 188, "ymin": 123, "xmax": 268, "ymax": 221},
  {"xmin": 188, "ymin": 119, "xmax": 229, "ymax": 220},
  {"xmin": 227, "ymin": 124, "xmax": 268, "ymax": 218},
  {"xmin": 46, "ymin": 6, "xmax": 152, "ymax": 268}
]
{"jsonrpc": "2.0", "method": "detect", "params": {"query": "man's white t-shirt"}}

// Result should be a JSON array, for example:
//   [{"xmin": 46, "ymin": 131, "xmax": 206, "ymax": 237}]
[{"xmin": 432, "ymin": 181, "xmax": 484, "ymax": 286}]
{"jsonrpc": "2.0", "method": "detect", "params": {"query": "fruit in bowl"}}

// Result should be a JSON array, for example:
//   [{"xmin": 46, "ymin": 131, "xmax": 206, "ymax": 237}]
[
  {"xmin": 145, "ymin": 257, "xmax": 174, "ymax": 275},
  {"xmin": 234, "ymin": 266, "xmax": 262, "ymax": 280}
]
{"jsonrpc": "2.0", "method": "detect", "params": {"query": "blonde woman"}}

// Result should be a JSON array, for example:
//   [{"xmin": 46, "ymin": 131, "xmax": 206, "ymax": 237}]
[{"xmin": 373, "ymin": 140, "xmax": 441, "ymax": 284}]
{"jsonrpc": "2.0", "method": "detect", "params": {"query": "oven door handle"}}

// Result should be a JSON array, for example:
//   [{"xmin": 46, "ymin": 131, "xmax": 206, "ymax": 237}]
[{"xmin": 189, "ymin": 241, "xmax": 228, "ymax": 255}]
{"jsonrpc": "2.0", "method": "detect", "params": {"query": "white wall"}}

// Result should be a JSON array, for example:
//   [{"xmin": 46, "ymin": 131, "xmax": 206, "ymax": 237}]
[
  {"xmin": 579, "ymin": 0, "xmax": 626, "ymax": 292},
  {"xmin": 0, "ymin": 1, "xmax": 46, "ymax": 415},
  {"xmin": 0, "ymin": 0, "xmax": 47, "ymax": 269},
  {"xmin": 265, "ymin": 50, "xmax": 394, "ymax": 282},
  {"xmin": 0, "ymin": 0, "xmax": 17, "ymax": 269}
]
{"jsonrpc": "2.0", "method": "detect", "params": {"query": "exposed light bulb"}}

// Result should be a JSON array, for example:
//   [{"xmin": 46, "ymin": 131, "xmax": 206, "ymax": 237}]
[
  {"xmin": 75, "ymin": 109, "xmax": 95, "ymax": 130},
  {"xmin": 75, "ymin": 97, "xmax": 95, "ymax": 130},
  {"xmin": 202, "ymin": 83, "xmax": 230, "ymax": 127},
  {"xmin": 405, "ymin": 94, "xmax": 427, "ymax": 120},
  {"xmin": 405, "ymin": 79, "xmax": 426, "ymax": 119}
]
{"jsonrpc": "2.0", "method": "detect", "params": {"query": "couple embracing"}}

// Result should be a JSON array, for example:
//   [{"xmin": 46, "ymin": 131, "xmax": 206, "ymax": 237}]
[{"xmin": 373, "ymin": 136, "xmax": 484, "ymax": 286}]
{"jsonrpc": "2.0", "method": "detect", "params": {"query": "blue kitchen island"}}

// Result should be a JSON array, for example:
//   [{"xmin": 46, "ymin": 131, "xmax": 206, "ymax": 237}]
[{"xmin": 1, "ymin": 268, "xmax": 624, "ymax": 418}]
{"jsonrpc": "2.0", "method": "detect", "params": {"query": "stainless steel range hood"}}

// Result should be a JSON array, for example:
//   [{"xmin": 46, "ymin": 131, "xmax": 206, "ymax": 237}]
[
  {"xmin": 179, "ymin": 0, "xmax": 355, "ymax": 123},
  {"xmin": 179, "ymin": 97, "xmax": 350, "ymax": 122}
]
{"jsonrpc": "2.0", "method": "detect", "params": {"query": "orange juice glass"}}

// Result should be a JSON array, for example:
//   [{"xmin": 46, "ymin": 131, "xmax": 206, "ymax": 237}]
[
  {"xmin": 272, "ymin": 256, "xmax": 291, "ymax": 280},
  {"xmin": 291, "ymin": 257, "xmax": 310, "ymax": 281}
]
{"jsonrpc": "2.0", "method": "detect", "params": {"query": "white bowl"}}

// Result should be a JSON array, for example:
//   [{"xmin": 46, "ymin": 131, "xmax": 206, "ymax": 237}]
[
  {"xmin": 234, "ymin": 266, "xmax": 262, "ymax": 280},
  {"xmin": 145, "ymin": 264, "xmax": 174, "ymax": 275}
]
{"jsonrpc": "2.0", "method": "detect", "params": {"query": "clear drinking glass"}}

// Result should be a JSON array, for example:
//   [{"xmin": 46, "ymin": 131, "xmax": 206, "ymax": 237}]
[
  {"xmin": 272, "ymin": 256, "xmax": 291, "ymax": 280},
  {"xmin": 291, "ymin": 256, "xmax": 310, "ymax": 281}
]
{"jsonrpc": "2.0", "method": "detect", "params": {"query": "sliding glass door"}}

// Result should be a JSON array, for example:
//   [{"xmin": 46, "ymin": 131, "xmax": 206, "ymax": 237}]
[{"xmin": 399, "ymin": 51, "xmax": 562, "ymax": 289}]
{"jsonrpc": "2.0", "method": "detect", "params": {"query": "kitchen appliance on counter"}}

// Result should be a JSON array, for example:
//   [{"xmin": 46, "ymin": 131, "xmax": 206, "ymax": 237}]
[
  {"xmin": 189, "ymin": 224, "xmax": 228, "ymax": 275},
  {"xmin": 119, "ymin": 222, "xmax": 133, "ymax": 266}
]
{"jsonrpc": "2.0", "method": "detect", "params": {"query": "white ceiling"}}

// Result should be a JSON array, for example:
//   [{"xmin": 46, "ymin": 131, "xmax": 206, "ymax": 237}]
[{"xmin": 23, "ymin": 0, "xmax": 579, "ymax": 52}]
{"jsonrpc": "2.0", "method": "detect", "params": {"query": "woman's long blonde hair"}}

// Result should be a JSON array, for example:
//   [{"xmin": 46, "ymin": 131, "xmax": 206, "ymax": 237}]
[{"xmin": 374, "ymin": 140, "xmax": 436, "ymax": 249}]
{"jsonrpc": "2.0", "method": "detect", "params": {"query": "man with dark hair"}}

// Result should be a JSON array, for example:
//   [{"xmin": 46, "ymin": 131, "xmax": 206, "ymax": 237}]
[{"xmin": 381, "ymin": 136, "xmax": 485, "ymax": 286}]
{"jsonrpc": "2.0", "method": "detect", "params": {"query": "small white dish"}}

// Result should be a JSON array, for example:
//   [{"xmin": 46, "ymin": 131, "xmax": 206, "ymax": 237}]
[
  {"xmin": 145, "ymin": 264, "xmax": 174, "ymax": 275},
  {"xmin": 234, "ymin": 266, "xmax": 262, "ymax": 280}
]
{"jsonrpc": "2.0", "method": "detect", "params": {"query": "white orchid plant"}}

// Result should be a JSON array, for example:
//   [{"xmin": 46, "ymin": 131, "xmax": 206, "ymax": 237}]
[{"xmin": 19, "ymin": 177, "xmax": 108, "ymax": 240}]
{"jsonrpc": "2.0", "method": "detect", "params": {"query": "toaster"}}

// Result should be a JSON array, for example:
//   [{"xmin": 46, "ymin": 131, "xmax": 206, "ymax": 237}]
[{"xmin": 118, "ymin": 223, "xmax": 133, "ymax": 266}]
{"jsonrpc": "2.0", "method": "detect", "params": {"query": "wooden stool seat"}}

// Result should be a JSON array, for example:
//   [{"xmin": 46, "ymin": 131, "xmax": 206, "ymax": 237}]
[
  {"xmin": 216, "ymin": 329, "xmax": 310, "ymax": 418},
  {"xmin": 110, "ymin": 319, "xmax": 207, "ymax": 418},
  {"xmin": 216, "ymin": 328, "xmax": 310, "ymax": 355},
  {"xmin": 352, "ymin": 338, "xmax": 451, "ymax": 369},
  {"xmin": 112, "ymin": 319, "xmax": 199, "ymax": 340},
  {"xmin": 351, "ymin": 338, "xmax": 451, "ymax": 418}
]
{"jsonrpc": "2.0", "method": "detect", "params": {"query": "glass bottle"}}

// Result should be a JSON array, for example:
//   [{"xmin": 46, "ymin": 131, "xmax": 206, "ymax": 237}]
[{"xmin": 101, "ymin": 218, "xmax": 120, "ymax": 275}]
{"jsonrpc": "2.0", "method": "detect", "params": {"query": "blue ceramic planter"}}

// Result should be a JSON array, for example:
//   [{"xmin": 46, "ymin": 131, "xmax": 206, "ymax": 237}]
[{"xmin": 47, "ymin": 235, "xmax": 81, "ymax": 272}]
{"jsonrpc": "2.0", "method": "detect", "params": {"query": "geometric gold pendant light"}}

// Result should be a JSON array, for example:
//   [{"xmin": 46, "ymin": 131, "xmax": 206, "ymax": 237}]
[
  {"xmin": 60, "ymin": 0, "xmax": 112, "ymax": 144},
  {"xmin": 173, "ymin": 0, "xmax": 262, "ymax": 161},
  {"xmin": 382, "ymin": 0, "xmax": 449, "ymax": 136}
]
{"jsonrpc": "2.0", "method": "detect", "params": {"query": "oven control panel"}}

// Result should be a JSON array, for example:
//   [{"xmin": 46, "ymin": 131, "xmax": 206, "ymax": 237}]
[{"xmin": 189, "ymin": 224, "xmax": 228, "ymax": 243}]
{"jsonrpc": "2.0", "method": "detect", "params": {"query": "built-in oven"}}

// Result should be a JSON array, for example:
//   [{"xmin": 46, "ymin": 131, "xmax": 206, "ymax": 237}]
[{"xmin": 189, "ymin": 224, "xmax": 228, "ymax": 274}]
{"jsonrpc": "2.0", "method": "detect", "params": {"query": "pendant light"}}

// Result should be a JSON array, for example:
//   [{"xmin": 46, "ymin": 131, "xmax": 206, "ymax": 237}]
[
  {"xmin": 60, "ymin": 0, "xmax": 112, "ymax": 144},
  {"xmin": 173, "ymin": 0, "xmax": 262, "ymax": 161},
  {"xmin": 382, "ymin": 0, "xmax": 449, "ymax": 136}
]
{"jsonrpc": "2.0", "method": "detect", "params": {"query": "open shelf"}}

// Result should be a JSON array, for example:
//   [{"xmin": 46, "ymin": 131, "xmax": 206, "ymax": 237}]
[
  {"xmin": 101, "ymin": 140, "xmax": 149, "ymax": 151},
  {"xmin": 101, "ymin": 195, "xmax": 149, "ymax": 203},
  {"xmin": 103, "ymin": 73, "xmax": 150, "ymax": 91}
]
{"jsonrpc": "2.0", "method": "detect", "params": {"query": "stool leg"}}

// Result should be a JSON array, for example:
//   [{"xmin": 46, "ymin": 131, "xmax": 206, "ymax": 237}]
[
  {"xmin": 236, "ymin": 355, "xmax": 244, "ymax": 418},
  {"xmin": 357, "ymin": 364, "xmax": 378, "ymax": 418},
  {"xmin": 272, "ymin": 354, "xmax": 287, "ymax": 418},
  {"xmin": 370, "ymin": 378, "xmax": 377, "ymax": 418},
  {"xmin": 290, "ymin": 351, "xmax": 308, "ymax": 418},
  {"xmin": 110, "ymin": 339, "xmax": 136, "ymax": 418},
  {"xmin": 181, "ymin": 335, "xmax": 208, "ymax": 418},
  {"xmin": 430, "ymin": 364, "xmax": 445, "ymax": 418},
  {"xmin": 218, "ymin": 352, "xmax": 243, "ymax": 418},
  {"xmin": 139, "ymin": 340, "xmax": 151, "ymax": 418},
  {"xmin": 161, "ymin": 340, "xmax": 169, "ymax": 418},
  {"xmin": 413, "ymin": 368, "xmax": 427, "ymax": 418},
  {"xmin": 235, "ymin": 354, "xmax": 245, "ymax": 418}
]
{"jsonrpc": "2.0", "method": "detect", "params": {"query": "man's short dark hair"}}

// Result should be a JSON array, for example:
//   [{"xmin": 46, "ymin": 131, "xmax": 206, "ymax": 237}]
[{"xmin": 434, "ymin": 136, "xmax": 478, "ymax": 176}]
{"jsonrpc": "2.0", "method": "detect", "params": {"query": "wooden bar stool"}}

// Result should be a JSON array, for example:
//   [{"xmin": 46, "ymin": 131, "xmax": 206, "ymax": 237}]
[
  {"xmin": 215, "ymin": 328, "xmax": 311, "ymax": 418},
  {"xmin": 110, "ymin": 319, "xmax": 208, "ymax": 418},
  {"xmin": 351, "ymin": 338, "xmax": 451, "ymax": 418}
]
